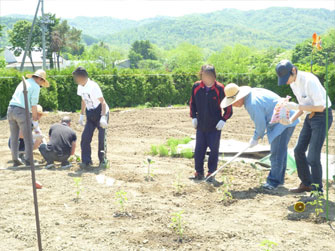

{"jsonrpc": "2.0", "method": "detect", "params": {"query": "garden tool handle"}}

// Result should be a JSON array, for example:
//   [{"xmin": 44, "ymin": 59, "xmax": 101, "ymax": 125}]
[{"xmin": 204, "ymin": 145, "xmax": 250, "ymax": 182}]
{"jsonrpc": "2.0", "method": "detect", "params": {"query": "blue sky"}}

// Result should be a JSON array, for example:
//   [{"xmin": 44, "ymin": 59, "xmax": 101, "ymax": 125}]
[{"xmin": 1, "ymin": 0, "xmax": 334, "ymax": 20}]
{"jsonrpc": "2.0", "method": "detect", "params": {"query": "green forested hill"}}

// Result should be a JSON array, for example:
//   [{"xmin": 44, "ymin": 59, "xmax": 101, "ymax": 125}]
[{"xmin": 1, "ymin": 7, "xmax": 334, "ymax": 50}]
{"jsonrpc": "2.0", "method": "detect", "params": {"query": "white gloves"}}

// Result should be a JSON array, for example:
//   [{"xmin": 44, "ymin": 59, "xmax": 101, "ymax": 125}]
[
  {"xmin": 249, "ymin": 138, "xmax": 258, "ymax": 148},
  {"xmin": 192, "ymin": 118, "xmax": 198, "ymax": 129},
  {"xmin": 100, "ymin": 115, "xmax": 108, "ymax": 128},
  {"xmin": 279, "ymin": 117, "xmax": 293, "ymax": 125},
  {"xmin": 79, "ymin": 114, "xmax": 85, "ymax": 126},
  {"xmin": 216, "ymin": 120, "xmax": 225, "ymax": 131},
  {"xmin": 285, "ymin": 102, "xmax": 300, "ymax": 110},
  {"xmin": 32, "ymin": 120, "xmax": 41, "ymax": 133}
]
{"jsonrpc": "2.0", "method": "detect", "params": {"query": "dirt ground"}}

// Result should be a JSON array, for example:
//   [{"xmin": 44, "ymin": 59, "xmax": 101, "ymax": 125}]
[{"xmin": 0, "ymin": 107, "xmax": 335, "ymax": 251}]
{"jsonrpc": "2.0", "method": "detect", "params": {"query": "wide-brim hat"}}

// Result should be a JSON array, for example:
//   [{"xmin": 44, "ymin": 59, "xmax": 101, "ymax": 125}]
[
  {"xmin": 26, "ymin": 69, "xmax": 50, "ymax": 88},
  {"xmin": 221, "ymin": 83, "xmax": 251, "ymax": 109}
]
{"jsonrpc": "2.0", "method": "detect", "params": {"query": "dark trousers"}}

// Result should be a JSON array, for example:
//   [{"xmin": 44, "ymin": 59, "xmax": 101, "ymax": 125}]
[
  {"xmin": 194, "ymin": 129, "xmax": 221, "ymax": 175},
  {"xmin": 81, "ymin": 105, "xmax": 109, "ymax": 164},
  {"xmin": 39, "ymin": 144, "xmax": 70, "ymax": 164},
  {"xmin": 294, "ymin": 109, "xmax": 333, "ymax": 191}
]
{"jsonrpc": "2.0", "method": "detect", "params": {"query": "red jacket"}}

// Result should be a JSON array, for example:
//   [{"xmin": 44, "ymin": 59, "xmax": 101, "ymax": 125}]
[{"xmin": 190, "ymin": 81, "xmax": 233, "ymax": 132}]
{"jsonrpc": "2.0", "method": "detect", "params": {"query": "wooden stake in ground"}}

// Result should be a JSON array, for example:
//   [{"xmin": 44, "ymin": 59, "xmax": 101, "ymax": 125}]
[{"xmin": 22, "ymin": 76, "xmax": 42, "ymax": 250}]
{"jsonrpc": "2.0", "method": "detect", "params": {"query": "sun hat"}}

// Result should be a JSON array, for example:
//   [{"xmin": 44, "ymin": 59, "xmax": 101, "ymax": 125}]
[
  {"xmin": 26, "ymin": 69, "xmax": 50, "ymax": 88},
  {"xmin": 220, "ymin": 83, "xmax": 251, "ymax": 109}
]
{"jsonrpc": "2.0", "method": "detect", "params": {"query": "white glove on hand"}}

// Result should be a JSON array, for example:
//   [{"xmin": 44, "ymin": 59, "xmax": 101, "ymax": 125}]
[
  {"xmin": 32, "ymin": 120, "xmax": 41, "ymax": 133},
  {"xmin": 285, "ymin": 102, "xmax": 300, "ymax": 110},
  {"xmin": 79, "ymin": 114, "xmax": 85, "ymax": 126},
  {"xmin": 279, "ymin": 117, "xmax": 292, "ymax": 125},
  {"xmin": 249, "ymin": 138, "xmax": 258, "ymax": 148},
  {"xmin": 216, "ymin": 120, "xmax": 225, "ymax": 131},
  {"xmin": 100, "ymin": 115, "xmax": 108, "ymax": 129},
  {"xmin": 192, "ymin": 118, "xmax": 198, "ymax": 129}
]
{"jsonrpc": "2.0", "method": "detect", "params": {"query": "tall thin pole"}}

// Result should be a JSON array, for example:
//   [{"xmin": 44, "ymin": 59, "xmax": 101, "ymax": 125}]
[
  {"xmin": 41, "ymin": 0, "xmax": 46, "ymax": 70},
  {"xmin": 20, "ymin": 0, "xmax": 41, "ymax": 72},
  {"xmin": 325, "ymin": 53, "xmax": 329, "ymax": 221},
  {"xmin": 22, "ymin": 76, "xmax": 42, "ymax": 250}
]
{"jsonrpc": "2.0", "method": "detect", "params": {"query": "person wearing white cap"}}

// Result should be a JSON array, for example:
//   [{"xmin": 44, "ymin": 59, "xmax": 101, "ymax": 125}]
[
  {"xmin": 276, "ymin": 60, "xmax": 333, "ymax": 193},
  {"xmin": 221, "ymin": 83, "xmax": 298, "ymax": 190},
  {"xmin": 7, "ymin": 69, "xmax": 49, "ymax": 166}
]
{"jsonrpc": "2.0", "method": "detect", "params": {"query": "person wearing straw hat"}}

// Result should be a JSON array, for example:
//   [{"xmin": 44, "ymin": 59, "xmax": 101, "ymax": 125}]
[
  {"xmin": 276, "ymin": 60, "xmax": 333, "ymax": 193},
  {"xmin": 221, "ymin": 83, "xmax": 298, "ymax": 190},
  {"xmin": 7, "ymin": 70, "xmax": 49, "ymax": 166},
  {"xmin": 72, "ymin": 66, "xmax": 109, "ymax": 169},
  {"xmin": 8, "ymin": 104, "xmax": 46, "ymax": 159},
  {"xmin": 189, "ymin": 64, "xmax": 233, "ymax": 182}
]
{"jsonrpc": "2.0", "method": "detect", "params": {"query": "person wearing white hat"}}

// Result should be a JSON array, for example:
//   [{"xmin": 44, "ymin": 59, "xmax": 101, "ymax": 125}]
[
  {"xmin": 7, "ymin": 70, "xmax": 49, "ymax": 166},
  {"xmin": 276, "ymin": 60, "xmax": 333, "ymax": 193},
  {"xmin": 221, "ymin": 83, "xmax": 298, "ymax": 190}
]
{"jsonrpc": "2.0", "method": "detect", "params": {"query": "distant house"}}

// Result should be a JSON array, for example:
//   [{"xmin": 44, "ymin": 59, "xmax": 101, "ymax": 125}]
[
  {"xmin": 4, "ymin": 47, "xmax": 67, "ymax": 71},
  {"xmin": 115, "ymin": 59, "xmax": 130, "ymax": 69}
]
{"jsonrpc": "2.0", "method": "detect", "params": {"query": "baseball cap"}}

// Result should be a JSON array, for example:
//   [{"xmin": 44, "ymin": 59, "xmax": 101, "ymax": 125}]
[{"xmin": 275, "ymin": 60, "xmax": 294, "ymax": 86}]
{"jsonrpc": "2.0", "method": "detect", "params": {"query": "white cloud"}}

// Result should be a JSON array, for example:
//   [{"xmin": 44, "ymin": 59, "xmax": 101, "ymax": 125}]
[{"xmin": 0, "ymin": 0, "xmax": 334, "ymax": 20}]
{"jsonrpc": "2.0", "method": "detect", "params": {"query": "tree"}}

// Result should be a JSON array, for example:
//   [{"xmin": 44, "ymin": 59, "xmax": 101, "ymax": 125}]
[
  {"xmin": 128, "ymin": 40, "xmax": 158, "ymax": 68},
  {"xmin": 51, "ymin": 20, "xmax": 83, "ymax": 69},
  {"xmin": 8, "ymin": 20, "xmax": 41, "ymax": 71},
  {"xmin": 166, "ymin": 42, "xmax": 204, "ymax": 71}
]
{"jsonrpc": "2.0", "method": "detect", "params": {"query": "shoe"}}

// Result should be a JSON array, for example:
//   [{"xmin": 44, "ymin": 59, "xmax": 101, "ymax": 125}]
[
  {"xmin": 189, "ymin": 172, "xmax": 204, "ymax": 181},
  {"xmin": 79, "ymin": 162, "xmax": 92, "ymax": 170},
  {"xmin": 13, "ymin": 158, "xmax": 24, "ymax": 167},
  {"xmin": 24, "ymin": 159, "xmax": 39, "ymax": 166},
  {"xmin": 289, "ymin": 183, "xmax": 312, "ymax": 193},
  {"xmin": 99, "ymin": 160, "xmax": 109, "ymax": 169},
  {"xmin": 206, "ymin": 173, "xmax": 215, "ymax": 183},
  {"xmin": 45, "ymin": 162, "xmax": 55, "ymax": 169},
  {"xmin": 61, "ymin": 161, "xmax": 72, "ymax": 169},
  {"xmin": 262, "ymin": 183, "xmax": 276, "ymax": 190}
]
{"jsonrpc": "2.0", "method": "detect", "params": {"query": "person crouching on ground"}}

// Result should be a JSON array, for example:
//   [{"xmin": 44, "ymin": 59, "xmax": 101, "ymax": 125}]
[
  {"xmin": 276, "ymin": 60, "xmax": 333, "ymax": 194},
  {"xmin": 221, "ymin": 83, "xmax": 299, "ymax": 190},
  {"xmin": 189, "ymin": 64, "xmax": 233, "ymax": 183},
  {"xmin": 39, "ymin": 116, "xmax": 77, "ymax": 169},
  {"xmin": 8, "ymin": 104, "xmax": 45, "ymax": 160},
  {"xmin": 72, "ymin": 67, "xmax": 109, "ymax": 169}
]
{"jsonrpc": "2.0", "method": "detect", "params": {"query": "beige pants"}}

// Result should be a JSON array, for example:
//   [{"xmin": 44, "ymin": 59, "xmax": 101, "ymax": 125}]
[{"xmin": 7, "ymin": 106, "xmax": 32, "ymax": 162}]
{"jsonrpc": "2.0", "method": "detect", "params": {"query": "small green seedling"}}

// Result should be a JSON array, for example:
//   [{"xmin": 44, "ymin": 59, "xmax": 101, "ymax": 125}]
[
  {"xmin": 73, "ymin": 177, "xmax": 82, "ymax": 202},
  {"xmin": 115, "ymin": 190, "xmax": 128, "ymax": 213},
  {"xmin": 307, "ymin": 184, "xmax": 324, "ymax": 219},
  {"xmin": 180, "ymin": 148, "xmax": 193, "ymax": 159},
  {"xmin": 217, "ymin": 175, "xmax": 233, "ymax": 202},
  {"xmin": 170, "ymin": 210, "xmax": 186, "ymax": 242},
  {"xmin": 170, "ymin": 145, "xmax": 178, "ymax": 157},
  {"xmin": 260, "ymin": 240, "xmax": 278, "ymax": 251},
  {"xmin": 173, "ymin": 173, "xmax": 185, "ymax": 195},
  {"xmin": 145, "ymin": 157, "xmax": 155, "ymax": 181},
  {"xmin": 150, "ymin": 145, "xmax": 158, "ymax": 156},
  {"xmin": 158, "ymin": 145, "xmax": 169, "ymax": 157}
]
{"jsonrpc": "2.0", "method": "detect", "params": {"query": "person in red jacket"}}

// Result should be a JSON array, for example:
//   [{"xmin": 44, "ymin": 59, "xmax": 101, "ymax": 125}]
[{"xmin": 189, "ymin": 64, "xmax": 233, "ymax": 182}]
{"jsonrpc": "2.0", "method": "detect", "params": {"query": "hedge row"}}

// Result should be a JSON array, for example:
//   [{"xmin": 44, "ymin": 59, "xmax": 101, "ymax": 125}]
[{"xmin": 1, "ymin": 64, "xmax": 334, "ymax": 117}]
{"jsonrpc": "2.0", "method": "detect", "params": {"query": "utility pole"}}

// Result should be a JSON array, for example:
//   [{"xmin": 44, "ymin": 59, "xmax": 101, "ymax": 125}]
[
  {"xmin": 20, "ymin": 0, "xmax": 41, "ymax": 71},
  {"xmin": 41, "ymin": 0, "xmax": 46, "ymax": 70}
]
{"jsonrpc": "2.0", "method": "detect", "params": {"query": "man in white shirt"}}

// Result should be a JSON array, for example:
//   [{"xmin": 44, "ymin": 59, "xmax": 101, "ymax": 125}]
[
  {"xmin": 73, "ymin": 67, "xmax": 109, "ymax": 169},
  {"xmin": 276, "ymin": 60, "xmax": 333, "ymax": 193}
]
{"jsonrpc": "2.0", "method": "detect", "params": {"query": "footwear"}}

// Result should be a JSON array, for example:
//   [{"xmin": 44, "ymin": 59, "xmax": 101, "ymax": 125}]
[
  {"xmin": 13, "ymin": 158, "xmax": 24, "ymax": 167},
  {"xmin": 45, "ymin": 162, "xmax": 55, "ymax": 169},
  {"xmin": 79, "ymin": 162, "xmax": 92, "ymax": 170},
  {"xmin": 24, "ymin": 159, "xmax": 39, "ymax": 166},
  {"xmin": 189, "ymin": 172, "xmax": 204, "ymax": 181},
  {"xmin": 61, "ymin": 161, "xmax": 72, "ymax": 169},
  {"xmin": 206, "ymin": 173, "xmax": 215, "ymax": 183},
  {"xmin": 262, "ymin": 183, "xmax": 276, "ymax": 190},
  {"xmin": 289, "ymin": 183, "xmax": 312, "ymax": 193}
]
